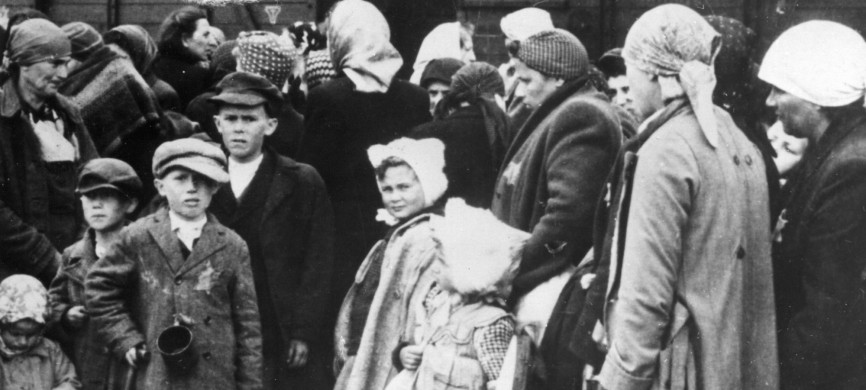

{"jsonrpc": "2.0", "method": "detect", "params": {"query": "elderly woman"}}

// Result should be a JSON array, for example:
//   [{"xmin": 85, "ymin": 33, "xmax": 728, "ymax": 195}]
[
  {"xmin": 334, "ymin": 137, "xmax": 448, "ymax": 390},
  {"xmin": 152, "ymin": 6, "xmax": 218, "ymax": 110},
  {"xmin": 0, "ymin": 19, "xmax": 97, "ymax": 286},
  {"xmin": 411, "ymin": 61, "xmax": 509, "ymax": 208},
  {"xmin": 300, "ymin": 0, "xmax": 430, "ymax": 324},
  {"xmin": 596, "ymin": 4, "xmax": 778, "ymax": 389},
  {"xmin": 103, "ymin": 24, "xmax": 182, "ymax": 112}
]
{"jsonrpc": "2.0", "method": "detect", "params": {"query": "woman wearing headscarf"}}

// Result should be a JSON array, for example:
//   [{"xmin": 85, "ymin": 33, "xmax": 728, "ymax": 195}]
[
  {"xmin": 596, "ymin": 5, "xmax": 778, "ymax": 389},
  {"xmin": 151, "ymin": 6, "xmax": 218, "ymax": 111},
  {"xmin": 59, "ymin": 22, "xmax": 163, "ymax": 208},
  {"xmin": 409, "ymin": 21, "xmax": 476, "ymax": 85},
  {"xmin": 103, "ymin": 24, "xmax": 182, "ymax": 112},
  {"xmin": 0, "ymin": 18, "xmax": 98, "ymax": 286},
  {"xmin": 299, "ymin": 0, "xmax": 430, "ymax": 326},
  {"xmin": 333, "ymin": 137, "xmax": 447, "ymax": 390},
  {"xmin": 410, "ymin": 61, "xmax": 509, "ymax": 208}
]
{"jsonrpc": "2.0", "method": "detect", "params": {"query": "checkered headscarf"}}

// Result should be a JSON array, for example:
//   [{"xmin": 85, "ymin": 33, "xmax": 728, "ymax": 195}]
[
  {"xmin": 236, "ymin": 31, "xmax": 297, "ymax": 88},
  {"xmin": 517, "ymin": 29, "xmax": 589, "ymax": 80}
]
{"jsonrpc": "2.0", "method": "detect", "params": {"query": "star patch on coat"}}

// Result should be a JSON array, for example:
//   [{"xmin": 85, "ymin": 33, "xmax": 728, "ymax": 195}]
[{"xmin": 503, "ymin": 161, "xmax": 522, "ymax": 185}]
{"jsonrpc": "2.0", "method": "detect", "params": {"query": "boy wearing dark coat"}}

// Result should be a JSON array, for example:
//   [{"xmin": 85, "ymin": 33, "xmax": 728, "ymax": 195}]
[
  {"xmin": 208, "ymin": 72, "xmax": 335, "ymax": 389},
  {"xmin": 85, "ymin": 138, "xmax": 263, "ymax": 389}
]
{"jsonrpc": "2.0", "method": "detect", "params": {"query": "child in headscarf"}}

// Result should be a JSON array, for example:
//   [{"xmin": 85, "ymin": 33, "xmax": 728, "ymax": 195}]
[
  {"xmin": 0, "ymin": 275, "xmax": 80, "ymax": 389},
  {"xmin": 389, "ymin": 198, "xmax": 528, "ymax": 390},
  {"xmin": 334, "ymin": 137, "xmax": 448, "ymax": 390}
]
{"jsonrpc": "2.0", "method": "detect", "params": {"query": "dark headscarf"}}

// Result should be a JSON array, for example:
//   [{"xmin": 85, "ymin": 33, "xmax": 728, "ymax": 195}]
[
  {"xmin": 103, "ymin": 25, "xmax": 158, "ymax": 79},
  {"xmin": 436, "ymin": 62, "xmax": 510, "ymax": 171},
  {"xmin": 419, "ymin": 57, "xmax": 463, "ymax": 89}
]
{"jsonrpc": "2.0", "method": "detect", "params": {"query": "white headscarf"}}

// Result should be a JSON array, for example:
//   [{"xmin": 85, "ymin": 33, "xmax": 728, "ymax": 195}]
[
  {"xmin": 410, "ymin": 22, "xmax": 474, "ymax": 85},
  {"xmin": 500, "ymin": 8, "xmax": 554, "ymax": 42},
  {"xmin": 327, "ymin": 0, "xmax": 403, "ymax": 93},
  {"xmin": 368, "ymin": 137, "xmax": 448, "ymax": 209},
  {"xmin": 759, "ymin": 20, "xmax": 866, "ymax": 107}
]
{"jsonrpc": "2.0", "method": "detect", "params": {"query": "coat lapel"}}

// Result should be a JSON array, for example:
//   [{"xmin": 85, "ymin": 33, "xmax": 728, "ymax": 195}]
[
  {"xmin": 146, "ymin": 209, "xmax": 186, "ymax": 274},
  {"xmin": 176, "ymin": 215, "xmax": 227, "ymax": 276},
  {"xmin": 261, "ymin": 152, "xmax": 296, "ymax": 219}
]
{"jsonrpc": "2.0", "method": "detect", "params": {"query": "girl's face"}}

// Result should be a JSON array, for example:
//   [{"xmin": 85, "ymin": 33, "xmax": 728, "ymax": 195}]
[
  {"xmin": 1, "ymin": 319, "xmax": 44, "ymax": 353},
  {"xmin": 377, "ymin": 165, "xmax": 426, "ymax": 221},
  {"xmin": 768, "ymin": 121, "xmax": 808, "ymax": 176}
]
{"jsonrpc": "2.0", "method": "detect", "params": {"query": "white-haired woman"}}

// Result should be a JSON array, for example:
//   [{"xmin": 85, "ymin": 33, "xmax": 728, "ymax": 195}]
[{"xmin": 334, "ymin": 137, "xmax": 448, "ymax": 390}]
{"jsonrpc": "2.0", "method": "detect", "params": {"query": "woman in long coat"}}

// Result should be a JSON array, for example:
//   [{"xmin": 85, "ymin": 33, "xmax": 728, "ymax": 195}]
[{"xmin": 597, "ymin": 5, "xmax": 778, "ymax": 389}]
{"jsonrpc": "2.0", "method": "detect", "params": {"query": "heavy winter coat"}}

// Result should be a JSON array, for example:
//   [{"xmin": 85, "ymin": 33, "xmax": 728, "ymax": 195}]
[
  {"xmin": 0, "ymin": 78, "xmax": 98, "ymax": 286},
  {"xmin": 491, "ymin": 77, "xmax": 621, "ymax": 301},
  {"xmin": 152, "ymin": 53, "xmax": 212, "ymax": 111},
  {"xmin": 84, "ymin": 209, "xmax": 263, "ymax": 389},
  {"xmin": 775, "ymin": 107, "xmax": 866, "ymax": 390},
  {"xmin": 48, "ymin": 229, "xmax": 112, "ymax": 389},
  {"xmin": 598, "ymin": 101, "xmax": 779, "ymax": 390},
  {"xmin": 334, "ymin": 213, "xmax": 439, "ymax": 390},
  {"xmin": 300, "ymin": 76, "xmax": 430, "ymax": 307},
  {"xmin": 210, "ymin": 149, "xmax": 335, "ymax": 389}
]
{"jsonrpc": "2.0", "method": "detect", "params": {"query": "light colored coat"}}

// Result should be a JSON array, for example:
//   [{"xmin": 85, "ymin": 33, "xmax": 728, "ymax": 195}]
[{"xmin": 598, "ymin": 105, "xmax": 779, "ymax": 390}]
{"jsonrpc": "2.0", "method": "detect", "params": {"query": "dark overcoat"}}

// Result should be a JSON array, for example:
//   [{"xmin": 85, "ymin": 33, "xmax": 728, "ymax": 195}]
[
  {"xmin": 210, "ymin": 150, "xmax": 335, "ymax": 389},
  {"xmin": 299, "ymin": 76, "xmax": 430, "ymax": 304},
  {"xmin": 776, "ymin": 107, "xmax": 866, "ymax": 390},
  {"xmin": 491, "ymin": 77, "xmax": 621, "ymax": 301},
  {"xmin": 85, "ymin": 209, "xmax": 263, "ymax": 389},
  {"xmin": 0, "ymin": 78, "xmax": 98, "ymax": 285}
]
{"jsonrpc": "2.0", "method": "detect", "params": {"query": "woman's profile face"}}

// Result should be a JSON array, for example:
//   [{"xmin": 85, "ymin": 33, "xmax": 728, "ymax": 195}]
[
  {"xmin": 377, "ymin": 165, "xmax": 426, "ymax": 221},
  {"xmin": 626, "ymin": 64, "xmax": 662, "ymax": 121},
  {"xmin": 183, "ymin": 18, "xmax": 217, "ymax": 61}
]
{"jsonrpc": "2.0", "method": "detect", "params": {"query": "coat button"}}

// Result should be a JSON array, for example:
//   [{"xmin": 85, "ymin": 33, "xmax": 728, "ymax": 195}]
[
  {"xmin": 745, "ymin": 155, "xmax": 753, "ymax": 165},
  {"xmin": 175, "ymin": 278, "xmax": 182, "ymax": 286},
  {"xmin": 202, "ymin": 352, "xmax": 212, "ymax": 361},
  {"xmin": 733, "ymin": 156, "xmax": 740, "ymax": 165},
  {"xmin": 736, "ymin": 246, "xmax": 746, "ymax": 259}
]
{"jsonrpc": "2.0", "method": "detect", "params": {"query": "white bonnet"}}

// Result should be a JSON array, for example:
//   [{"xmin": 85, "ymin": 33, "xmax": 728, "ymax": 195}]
[{"xmin": 367, "ymin": 137, "xmax": 448, "ymax": 208}]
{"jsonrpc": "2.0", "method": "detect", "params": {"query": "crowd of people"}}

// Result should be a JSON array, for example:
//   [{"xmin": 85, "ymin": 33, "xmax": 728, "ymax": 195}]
[{"xmin": 0, "ymin": 0, "xmax": 863, "ymax": 389}]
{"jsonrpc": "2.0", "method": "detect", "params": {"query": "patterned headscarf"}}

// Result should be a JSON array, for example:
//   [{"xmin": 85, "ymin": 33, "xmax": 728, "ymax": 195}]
[
  {"xmin": 0, "ymin": 275, "xmax": 49, "ymax": 325},
  {"xmin": 624, "ymin": 4, "xmax": 721, "ymax": 146},
  {"xmin": 327, "ymin": 0, "xmax": 403, "ymax": 93},
  {"xmin": 517, "ymin": 29, "xmax": 589, "ymax": 81},
  {"xmin": 305, "ymin": 49, "xmax": 337, "ymax": 90},
  {"xmin": 237, "ymin": 31, "xmax": 297, "ymax": 88}
]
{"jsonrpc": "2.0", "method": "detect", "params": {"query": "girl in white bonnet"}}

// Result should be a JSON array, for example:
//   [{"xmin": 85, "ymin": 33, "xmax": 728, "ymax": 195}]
[
  {"xmin": 0, "ymin": 274, "xmax": 80, "ymax": 389},
  {"xmin": 334, "ymin": 137, "xmax": 449, "ymax": 390}
]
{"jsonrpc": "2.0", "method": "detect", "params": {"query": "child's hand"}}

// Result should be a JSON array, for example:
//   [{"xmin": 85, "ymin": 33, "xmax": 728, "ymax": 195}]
[
  {"xmin": 65, "ymin": 306, "xmax": 88, "ymax": 328},
  {"xmin": 399, "ymin": 344, "xmax": 424, "ymax": 370}
]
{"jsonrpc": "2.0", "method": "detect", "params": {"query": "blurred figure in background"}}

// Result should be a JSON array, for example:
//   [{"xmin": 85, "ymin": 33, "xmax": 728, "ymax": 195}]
[
  {"xmin": 418, "ymin": 57, "xmax": 463, "ymax": 116},
  {"xmin": 152, "ymin": 6, "xmax": 217, "ymax": 110},
  {"xmin": 409, "ymin": 21, "xmax": 475, "ymax": 85}
]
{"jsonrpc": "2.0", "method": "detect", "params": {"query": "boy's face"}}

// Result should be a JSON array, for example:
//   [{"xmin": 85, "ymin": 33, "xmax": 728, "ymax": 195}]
[
  {"xmin": 1, "ymin": 319, "xmax": 44, "ymax": 353},
  {"xmin": 80, "ymin": 189, "xmax": 137, "ymax": 233},
  {"xmin": 215, "ymin": 104, "xmax": 277, "ymax": 164},
  {"xmin": 377, "ymin": 165, "xmax": 426, "ymax": 221},
  {"xmin": 155, "ymin": 168, "xmax": 219, "ymax": 221}
]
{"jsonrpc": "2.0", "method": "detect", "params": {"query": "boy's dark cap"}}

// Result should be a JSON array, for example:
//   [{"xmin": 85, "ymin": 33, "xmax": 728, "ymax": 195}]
[
  {"xmin": 208, "ymin": 71, "xmax": 283, "ymax": 112},
  {"xmin": 77, "ymin": 158, "xmax": 142, "ymax": 197},
  {"xmin": 152, "ymin": 138, "xmax": 228, "ymax": 184}
]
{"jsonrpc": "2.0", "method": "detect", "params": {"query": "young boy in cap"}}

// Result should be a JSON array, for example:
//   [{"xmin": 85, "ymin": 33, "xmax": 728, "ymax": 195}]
[
  {"xmin": 85, "ymin": 138, "xmax": 262, "ymax": 389},
  {"xmin": 208, "ymin": 71, "xmax": 334, "ymax": 389},
  {"xmin": 49, "ymin": 158, "xmax": 141, "ymax": 389}
]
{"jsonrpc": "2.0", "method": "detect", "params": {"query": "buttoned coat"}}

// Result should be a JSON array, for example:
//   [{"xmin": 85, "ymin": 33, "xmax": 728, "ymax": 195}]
[
  {"xmin": 491, "ymin": 78, "xmax": 621, "ymax": 301},
  {"xmin": 598, "ymin": 102, "xmax": 778, "ymax": 390},
  {"xmin": 84, "ymin": 209, "xmax": 263, "ymax": 390},
  {"xmin": 775, "ymin": 107, "xmax": 866, "ymax": 389}
]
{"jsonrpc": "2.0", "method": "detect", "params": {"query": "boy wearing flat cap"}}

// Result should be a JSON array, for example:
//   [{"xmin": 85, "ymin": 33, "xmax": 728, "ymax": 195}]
[
  {"xmin": 85, "ymin": 138, "xmax": 263, "ymax": 389},
  {"xmin": 49, "ymin": 158, "xmax": 141, "ymax": 389},
  {"xmin": 208, "ymin": 71, "xmax": 335, "ymax": 390}
]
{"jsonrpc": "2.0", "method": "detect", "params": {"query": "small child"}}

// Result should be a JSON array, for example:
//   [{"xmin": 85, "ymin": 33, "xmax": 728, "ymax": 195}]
[
  {"xmin": 48, "ymin": 158, "xmax": 141, "ymax": 389},
  {"xmin": 0, "ymin": 274, "xmax": 81, "ymax": 389},
  {"xmin": 84, "ymin": 138, "xmax": 262, "ymax": 389},
  {"xmin": 392, "ymin": 198, "xmax": 529, "ymax": 390}
]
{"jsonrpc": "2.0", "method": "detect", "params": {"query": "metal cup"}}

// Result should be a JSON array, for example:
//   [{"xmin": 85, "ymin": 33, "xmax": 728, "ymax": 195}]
[{"xmin": 156, "ymin": 324, "xmax": 197, "ymax": 373}]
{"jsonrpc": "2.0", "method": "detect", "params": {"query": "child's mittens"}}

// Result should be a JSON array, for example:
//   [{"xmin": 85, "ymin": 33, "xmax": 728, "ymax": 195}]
[{"xmin": 399, "ymin": 344, "xmax": 424, "ymax": 371}]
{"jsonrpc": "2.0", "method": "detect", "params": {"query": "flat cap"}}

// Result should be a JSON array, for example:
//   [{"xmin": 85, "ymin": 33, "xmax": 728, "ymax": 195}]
[
  {"xmin": 152, "ymin": 138, "xmax": 228, "ymax": 184},
  {"xmin": 209, "ymin": 71, "xmax": 283, "ymax": 114},
  {"xmin": 77, "ymin": 158, "xmax": 142, "ymax": 197}
]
